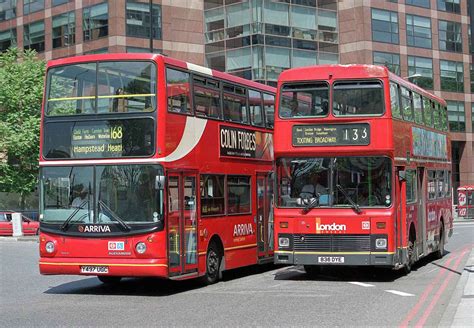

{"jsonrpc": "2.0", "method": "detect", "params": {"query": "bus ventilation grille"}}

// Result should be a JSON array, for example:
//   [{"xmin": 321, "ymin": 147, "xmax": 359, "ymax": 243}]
[{"xmin": 293, "ymin": 234, "xmax": 371, "ymax": 252}]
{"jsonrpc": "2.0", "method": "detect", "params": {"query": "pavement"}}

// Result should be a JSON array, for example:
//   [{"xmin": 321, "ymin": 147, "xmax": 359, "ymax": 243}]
[{"xmin": 1, "ymin": 220, "xmax": 473, "ymax": 327}]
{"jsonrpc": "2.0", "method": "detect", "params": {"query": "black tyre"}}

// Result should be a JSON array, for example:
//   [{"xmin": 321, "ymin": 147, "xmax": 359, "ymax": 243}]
[
  {"xmin": 202, "ymin": 242, "xmax": 221, "ymax": 285},
  {"xmin": 403, "ymin": 238, "xmax": 416, "ymax": 275},
  {"xmin": 434, "ymin": 225, "xmax": 445, "ymax": 259},
  {"xmin": 98, "ymin": 276, "xmax": 122, "ymax": 285}
]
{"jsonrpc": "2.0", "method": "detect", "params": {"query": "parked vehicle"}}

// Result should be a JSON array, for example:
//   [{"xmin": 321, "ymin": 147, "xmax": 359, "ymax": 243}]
[{"xmin": 0, "ymin": 211, "xmax": 40, "ymax": 236}]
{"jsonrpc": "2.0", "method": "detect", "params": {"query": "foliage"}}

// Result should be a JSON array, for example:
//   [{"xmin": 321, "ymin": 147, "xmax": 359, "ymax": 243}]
[{"xmin": 0, "ymin": 48, "xmax": 46, "ymax": 204}]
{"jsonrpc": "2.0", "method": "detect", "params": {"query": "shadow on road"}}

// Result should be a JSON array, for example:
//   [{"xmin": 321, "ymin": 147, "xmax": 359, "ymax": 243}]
[
  {"xmin": 44, "ymin": 263, "xmax": 280, "ymax": 297},
  {"xmin": 274, "ymin": 251, "xmax": 452, "ymax": 282}
]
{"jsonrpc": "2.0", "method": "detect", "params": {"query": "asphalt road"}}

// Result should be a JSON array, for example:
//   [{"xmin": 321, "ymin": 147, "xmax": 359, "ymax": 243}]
[{"xmin": 0, "ymin": 221, "xmax": 472, "ymax": 327}]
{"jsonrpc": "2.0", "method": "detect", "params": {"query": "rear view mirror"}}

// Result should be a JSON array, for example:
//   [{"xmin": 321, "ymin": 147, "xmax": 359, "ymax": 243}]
[{"xmin": 155, "ymin": 175, "xmax": 165, "ymax": 190}]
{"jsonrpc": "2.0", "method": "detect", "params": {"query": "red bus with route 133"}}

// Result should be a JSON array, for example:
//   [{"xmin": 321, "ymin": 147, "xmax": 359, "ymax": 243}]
[
  {"xmin": 38, "ymin": 53, "xmax": 276, "ymax": 284},
  {"xmin": 273, "ymin": 65, "xmax": 452, "ymax": 273}
]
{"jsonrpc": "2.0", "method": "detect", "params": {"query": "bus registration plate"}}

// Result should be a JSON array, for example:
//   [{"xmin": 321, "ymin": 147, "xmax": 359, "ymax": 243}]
[
  {"xmin": 80, "ymin": 266, "xmax": 109, "ymax": 274},
  {"xmin": 318, "ymin": 256, "xmax": 344, "ymax": 264}
]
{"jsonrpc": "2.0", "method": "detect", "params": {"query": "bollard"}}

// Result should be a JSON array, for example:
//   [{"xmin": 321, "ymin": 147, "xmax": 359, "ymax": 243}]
[{"xmin": 12, "ymin": 212, "xmax": 23, "ymax": 237}]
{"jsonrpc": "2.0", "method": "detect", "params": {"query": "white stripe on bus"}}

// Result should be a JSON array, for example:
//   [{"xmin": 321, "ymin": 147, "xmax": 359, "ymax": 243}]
[{"xmin": 186, "ymin": 63, "xmax": 213, "ymax": 76}]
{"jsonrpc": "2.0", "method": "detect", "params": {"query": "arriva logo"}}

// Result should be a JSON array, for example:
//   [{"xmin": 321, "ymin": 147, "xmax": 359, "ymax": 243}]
[
  {"xmin": 233, "ymin": 223, "xmax": 254, "ymax": 237},
  {"xmin": 78, "ymin": 225, "xmax": 111, "ymax": 233},
  {"xmin": 316, "ymin": 222, "xmax": 347, "ymax": 233}
]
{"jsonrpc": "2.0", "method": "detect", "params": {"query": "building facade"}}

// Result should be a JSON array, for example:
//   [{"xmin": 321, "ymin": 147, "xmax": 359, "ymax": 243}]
[
  {"xmin": 337, "ymin": 0, "xmax": 473, "ymax": 197},
  {"xmin": 0, "ymin": 0, "xmax": 473, "ymax": 196},
  {"xmin": 0, "ymin": 0, "xmax": 205, "ymax": 62}
]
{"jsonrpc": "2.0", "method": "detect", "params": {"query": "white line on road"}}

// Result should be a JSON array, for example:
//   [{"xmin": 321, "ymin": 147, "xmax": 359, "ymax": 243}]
[
  {"xmin": 348, "ymin": 282, "xmax": 375, "ymax": 287},
  {"xmin": 385, "ymin": 290, "xmax": 415, "ymax": 297}
]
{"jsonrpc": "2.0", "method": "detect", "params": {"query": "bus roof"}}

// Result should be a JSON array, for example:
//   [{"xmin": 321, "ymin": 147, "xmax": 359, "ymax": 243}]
[
  {"xmin": 278, "ymin": 64, "xmax": 446, "ymax": 106},
  {"xmin": 46, "ymin": 53, "xmax": 276, "ymax": 94}
]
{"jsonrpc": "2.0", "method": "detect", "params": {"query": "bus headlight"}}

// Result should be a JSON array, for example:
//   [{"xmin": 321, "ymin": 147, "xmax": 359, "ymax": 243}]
[
  {"xmin": 45, "ymin": 241, "xmax": 55, "ymax": 253},
  {"xmin": 278, "ymin": 237, "xmax": 290, "ymax": 248},
  {"xmin": 375, "ymin": 238, "xmax": 387, "ymax": 249},
  {"xmin": 136, "ymin": 242, "xmax": 147, "ymax": 254}
]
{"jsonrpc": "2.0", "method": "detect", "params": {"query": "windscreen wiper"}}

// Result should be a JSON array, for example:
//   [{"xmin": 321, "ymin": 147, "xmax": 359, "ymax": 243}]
[
  {"xmin": 98, "ymin": 200, "xmax": 131, "ymax": 231},
  {"xmin": 60, "ymin": 201, "xmax": 89, "ymax": 231},
  {"xmin": 336, "ymin": 184, "xmax": 361, "ymax": 214}
]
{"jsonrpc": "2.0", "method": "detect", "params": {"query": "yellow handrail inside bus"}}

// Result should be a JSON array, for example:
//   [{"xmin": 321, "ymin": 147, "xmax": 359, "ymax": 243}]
[{"xmin": 48, "ymin": 94, "xmax": 156, "ymax": 102}]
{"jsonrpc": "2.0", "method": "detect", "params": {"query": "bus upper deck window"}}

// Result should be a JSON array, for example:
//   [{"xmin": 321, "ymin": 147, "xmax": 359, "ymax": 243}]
[
  {"xmin": 333, "ymin": 81, "xmax": 384, "ymax": 116},
  {"xmin": 279, "ymin": 83, "xmax": 329, "ymax": 118}
]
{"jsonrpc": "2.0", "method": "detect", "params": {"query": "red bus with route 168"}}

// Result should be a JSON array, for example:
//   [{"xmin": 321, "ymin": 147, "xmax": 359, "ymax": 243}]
[
  {"xmin": 38, "ymin": 53, "xmax": 276, "ymax": 284},
  {"xmin": 273, "ymin": 65, "xmax": 452, "ymax": 273}
]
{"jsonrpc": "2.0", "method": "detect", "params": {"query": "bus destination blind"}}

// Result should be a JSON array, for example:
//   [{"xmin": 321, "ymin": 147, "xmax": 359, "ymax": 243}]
[{"xmin": 292, "ymin": 123, "xmax": 370, "ymax": 146}]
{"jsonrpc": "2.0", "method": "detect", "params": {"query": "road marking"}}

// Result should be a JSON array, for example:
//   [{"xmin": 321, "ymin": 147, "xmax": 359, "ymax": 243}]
[
  {"xmin": 399, "ymin": 244, "xmax": 472, "ymax": 328},
  {"xmin": 348, "ymin": 282, "xmax": 375, "ymax": 288},
  {"xmin": 415, "ymin": 247, "xmax": 471, "ymax": 327},
  {"xmin": 385, "ymin": 290, "xmax": 415, "ymax": 297}
]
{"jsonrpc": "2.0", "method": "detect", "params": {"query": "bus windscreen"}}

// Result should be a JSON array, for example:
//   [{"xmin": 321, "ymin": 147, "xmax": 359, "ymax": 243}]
[
  {"xmin": 41, "ymin": 165, "xmax": 164, "ymax": 226},
  {"xmin": 46, "ymin": 61, "xmax": 156, "ymax": 115},
  {"xmin": 277, "ymin": 157, "xmax": 392, "ymax": 208}
]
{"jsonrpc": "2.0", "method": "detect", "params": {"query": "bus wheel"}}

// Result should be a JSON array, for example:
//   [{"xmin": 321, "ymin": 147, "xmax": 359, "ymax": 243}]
[
  {"xmin": 98, "ymin": 276, "xmax": 122, "ymax": 285},
  {"xmin": 435, "ymin": 225, "xmax": 445, "ymax": 259},
  {"xmin": 304, "ymin": 265, "xmax": 322, "ymax": 276},
  {"xmin": 202, "ymin": 242, "xmax": 221, "ymax": 285},
  {"xmin": 403, "ymin": 240, "xmax": 415, "ymax": 274}
]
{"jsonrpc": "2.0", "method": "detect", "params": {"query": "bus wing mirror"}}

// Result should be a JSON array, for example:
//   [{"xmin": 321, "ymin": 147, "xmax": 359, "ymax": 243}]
[
  {"xmin": 398, "ymin": 170, "xmax": 406, "ymax": 182},
  {"xmin": 155, "ymin": 175, "xmax": 165, "ymax": 190}
]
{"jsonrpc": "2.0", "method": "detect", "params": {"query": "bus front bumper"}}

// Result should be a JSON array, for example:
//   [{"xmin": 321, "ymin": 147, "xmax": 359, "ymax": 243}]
[
  {"xmin": 39, "ymin": 257, "xmax": 169, "ymax": 277},
  {"xmin": 274, "ymin": 251, "xmax": 395, "ymax": 267}
]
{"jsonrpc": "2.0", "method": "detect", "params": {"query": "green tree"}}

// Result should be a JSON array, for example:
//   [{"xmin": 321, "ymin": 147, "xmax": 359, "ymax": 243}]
[{"xmin": 0, "ymin": 48, "xmax": 46, "ymax": 207}]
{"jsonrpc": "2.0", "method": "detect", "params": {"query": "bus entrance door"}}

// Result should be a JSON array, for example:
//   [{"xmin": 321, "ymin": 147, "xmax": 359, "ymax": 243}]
[
  {"xmin": 167, "ymin": 172, "xmax": 198, "ymax": 277},
  {"xmin": 257, "ymin": 172, "xmax": 273, "ymax": 260},
  {"xmin": 417, "ymin": 167, "xmax": 427, "ymax": 257}
]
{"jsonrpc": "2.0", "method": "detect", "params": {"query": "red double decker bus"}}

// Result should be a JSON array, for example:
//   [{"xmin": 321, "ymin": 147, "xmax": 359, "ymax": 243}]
[
  {"xmin": 38, "ymin": 54, "xmax": 276, "ymax": 284},
  {"xmin": 273, "ymin": 65, "xmax": 452, "ymax": 273}
]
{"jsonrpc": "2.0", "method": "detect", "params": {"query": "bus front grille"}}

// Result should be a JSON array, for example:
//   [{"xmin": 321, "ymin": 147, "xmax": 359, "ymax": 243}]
[{"xmin": 293, "ymin": 234, "xmax": 371, "ymax": 252}]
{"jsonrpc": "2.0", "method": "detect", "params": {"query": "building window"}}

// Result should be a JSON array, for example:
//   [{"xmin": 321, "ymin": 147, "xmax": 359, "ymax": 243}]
[
  {"xmin": 24, "ymin": 20, "xmax": 45, "ymax": 53},
  {"xmin": 0, "ymin": 28, "xmax": 16, "ymax": 52},
  {"xmin": 447, "ymin": 101, "xmax": 465, "ymax": 132},
  {"xmin": 437, "ymin": 0, "xmax": 460, "ymax": 14},
  {"xmin": 406, "ymin": 14, "xmax": 431, "ymax": 49},
  {"xmin": 84, "ymin": 48, "xmax": 108, "ymax": 54},
  {"xmin": 440, "ymin": 60, "xmax": 464, "ymax": 93},
  {"xmin": 83, "ymin": 2, "xmax": 108, "ymax": 41},
  {"xmin": 126, "ymin": 1, "xmax": 161, "ymax": 39},
  {"xmin": 439, "ymin": 20, "xmax": 462, "ymax": 53},
  {"xmin": 126, "ymin": 47, "xmax": 160, "ymax": 53},
  {"xmin": 52, "ymin": 0, "xmax": 70, "ymax": 6},
  {"xmin": 52, "ymin": 11, "xmax": 75, "ymax": 49},
  {"xmin": 371, "ymin": 8, "xmax": 399, "ymax": 44},
  {"xmin": 406, "ymin": 0, "xmax": 430, "ymax": 8},
  {"xmin": 471, "ymin": 64, "xmax": 474, "ymax": 93},
  {"xmin": 23, "ymin": 0, "xmax": 44, "ymax": 15},
  {"xmin": 471, "ymin": 104, "xmax": 474, "ymax": 132},
  {"xmin": 408, "ymin": 56, "xmax": 433, "ymax": 89},
  {"xmin": 0, "ymin": 0, "xmax": 16, "ymax": 21},
  {"xmin": 373, "ymin": 51, "xmax": 400, "ymax": 75}
]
